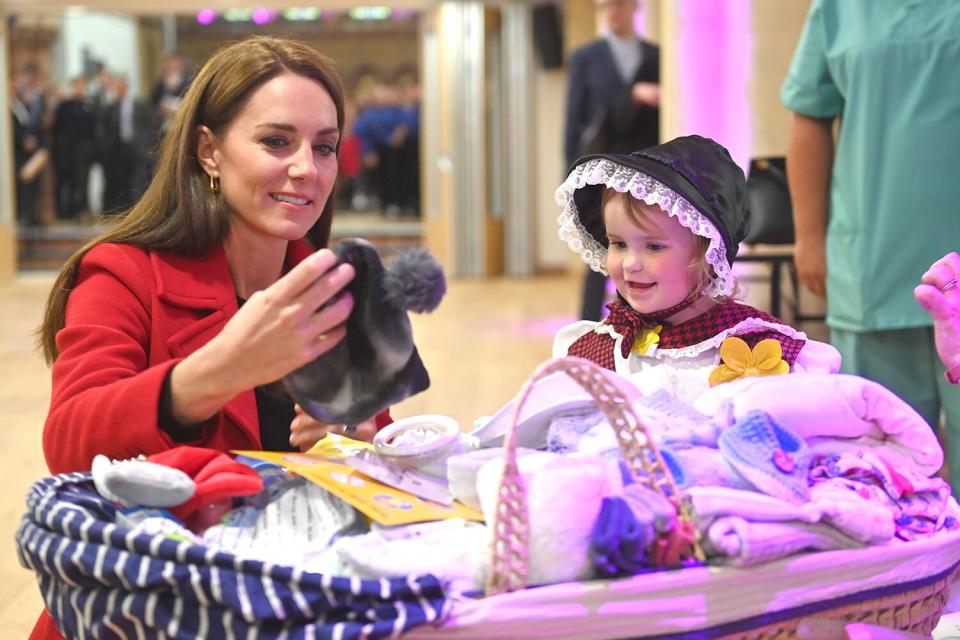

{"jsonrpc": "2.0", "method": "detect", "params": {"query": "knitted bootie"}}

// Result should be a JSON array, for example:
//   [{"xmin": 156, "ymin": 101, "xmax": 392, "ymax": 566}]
[
  {"xmin": 591, "ymin": 496, "xmax": 649, "ymax": 577},
  {"xmin": 717, "ymin": 410, "xmax": 811, "ymax": 504}
]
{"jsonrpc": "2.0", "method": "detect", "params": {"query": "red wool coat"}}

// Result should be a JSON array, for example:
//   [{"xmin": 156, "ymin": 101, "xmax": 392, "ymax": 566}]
[
  {"xmin": 47, "ymin": 239, "xmax": 298, "ymax": 473},
  {"xmin": 34, "ymin": 239, "xmax": 390, "ymax": 638}
]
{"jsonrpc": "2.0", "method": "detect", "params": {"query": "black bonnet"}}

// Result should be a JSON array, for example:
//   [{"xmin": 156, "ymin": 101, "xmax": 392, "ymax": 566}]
[{"xmin": 565, "ymin": 134, "xmax": 750, "ymax": 269}]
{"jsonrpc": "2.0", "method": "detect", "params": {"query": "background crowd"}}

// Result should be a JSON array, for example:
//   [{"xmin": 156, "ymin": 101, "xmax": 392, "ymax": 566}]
[
  {"xmin": 11, "ymin": 53, "xmax": 194, "ymax": 226},
  {"xmin": 11, "ymin": 53, "xmax": 422, "ymax": 228},
  {"xmin": 340, "ymin": 79, "xmax": 421, "ymax": 219}
]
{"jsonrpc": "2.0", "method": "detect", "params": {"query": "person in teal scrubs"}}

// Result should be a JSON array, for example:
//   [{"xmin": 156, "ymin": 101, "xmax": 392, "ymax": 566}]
[{"xmin": 782, "ymin": 0, "xmax": 960, "ymax": 495}]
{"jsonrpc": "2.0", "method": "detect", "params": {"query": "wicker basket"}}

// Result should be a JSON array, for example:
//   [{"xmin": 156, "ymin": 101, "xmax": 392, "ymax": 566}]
[
  {"xmin": 469, "ymin": 357, "xmax": 959, "ymax": 639},
  {"xmin": 723, "ymin": 567, "xmax": 956, "ymax": 638},
  {"xmin": 18, "ymin": 357, "xmax": 959, "ymax": 639}
]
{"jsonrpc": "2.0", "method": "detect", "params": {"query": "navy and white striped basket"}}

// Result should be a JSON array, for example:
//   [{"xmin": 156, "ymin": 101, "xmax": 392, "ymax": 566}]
[{"xmin": 16, "ymin": 472, "xmax": 451, "ymax": 640}]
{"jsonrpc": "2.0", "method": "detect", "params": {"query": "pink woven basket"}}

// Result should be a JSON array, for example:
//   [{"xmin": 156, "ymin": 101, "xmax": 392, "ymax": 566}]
[
  {"xmin": 480, "ymin": 357, "xmax": 957, "ymax": 639},
  {"xmin": 722, "ymin": 566, "xmax": 956, "ymax": 638}
]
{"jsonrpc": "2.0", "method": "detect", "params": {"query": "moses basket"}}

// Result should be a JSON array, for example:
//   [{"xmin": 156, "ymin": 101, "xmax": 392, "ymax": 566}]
[{"xmin": 17, "ymin": 358, "xmax": 960, "ymax": 639}]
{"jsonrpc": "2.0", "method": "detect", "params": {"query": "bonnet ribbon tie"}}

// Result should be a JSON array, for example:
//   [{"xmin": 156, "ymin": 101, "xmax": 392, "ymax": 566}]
[{"xmin": 605, "ymin": 290, "xmax": 700, "ymax": 359}]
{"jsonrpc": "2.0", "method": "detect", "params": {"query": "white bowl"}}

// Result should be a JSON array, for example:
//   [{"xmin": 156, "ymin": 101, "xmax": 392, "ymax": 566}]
[{"xmin": 374, "ymin": 414, "xmax": 472, "ymax": 477}]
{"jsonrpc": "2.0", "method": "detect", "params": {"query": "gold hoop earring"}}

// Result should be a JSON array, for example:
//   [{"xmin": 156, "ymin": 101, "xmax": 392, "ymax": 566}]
[{"xmin": 209, "ymin": 174, "xmax": 220, "ymax": 193}]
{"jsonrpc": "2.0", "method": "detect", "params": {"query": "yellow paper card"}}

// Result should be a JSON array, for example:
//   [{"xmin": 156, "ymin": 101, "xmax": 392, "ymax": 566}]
[{"xmin": 235, "ymin": 445, "xmax": 484, "ymax": 526}]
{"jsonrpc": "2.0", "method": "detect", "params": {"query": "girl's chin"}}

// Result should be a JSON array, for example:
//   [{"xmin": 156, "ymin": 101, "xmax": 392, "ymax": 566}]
[{"xmin": 625, "ymin": 294, "xmax": 686, "ymax": 316}]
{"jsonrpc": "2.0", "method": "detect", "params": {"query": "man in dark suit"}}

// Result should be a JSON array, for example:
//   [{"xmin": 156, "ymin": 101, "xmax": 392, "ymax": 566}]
[
  {"xmin": 97, "ymin": 74, "xmax": 155, "ymax": 214},
  {"xmin": 565, "ymin": 0, "xmax": 660, "ymax": 321},
  {"xmin": 150, "ymin": 52, "xmax": 192, "ymax": 136},
  {"xmin": 52, "ymin": 76, "xmax": 96, "ymax": 220},
  {"xmin": 11, "ymin": 63, "xmax": 47, "ymax": 228}
]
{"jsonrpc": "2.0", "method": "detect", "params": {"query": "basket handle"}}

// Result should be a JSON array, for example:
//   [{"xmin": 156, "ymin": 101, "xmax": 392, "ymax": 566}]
[{"xmin": 485, "ymin": 357, "xmax": 695, "ymax": 596}]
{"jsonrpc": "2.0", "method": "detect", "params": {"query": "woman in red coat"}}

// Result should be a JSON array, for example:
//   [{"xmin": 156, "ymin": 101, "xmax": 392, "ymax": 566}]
[{"xmin": 31, "ymin": 36, "xmax": 388, "ymax": 640}]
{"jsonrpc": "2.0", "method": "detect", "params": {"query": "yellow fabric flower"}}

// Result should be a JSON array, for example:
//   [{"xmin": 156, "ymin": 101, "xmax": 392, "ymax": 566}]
[
  {"xmin": 708, "ymin": 337, "xmax": 790, "ymax": 386},
  {"xmin": 631, "ymin": 324, "xmax": 663, "ymax": 356}
]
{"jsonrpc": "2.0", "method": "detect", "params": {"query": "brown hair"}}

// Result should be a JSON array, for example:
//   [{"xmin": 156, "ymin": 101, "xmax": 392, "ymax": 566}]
[
  {"xmin": 38, "ymin": 36, "xmax": 346, "ymax": 364},
  {"xmin": 600, "ymin": 188, "xmax": 722, "ymax": 298}
]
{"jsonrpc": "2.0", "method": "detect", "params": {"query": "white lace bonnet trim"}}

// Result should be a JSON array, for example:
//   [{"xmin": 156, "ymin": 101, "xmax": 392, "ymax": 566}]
[
  {"xmin": 555, "ymin": 157, "xmax": 734, "ymax": 298},
  {"xmin": 653, "ymin": 317, "xmax": 807, "ymax": 359}
]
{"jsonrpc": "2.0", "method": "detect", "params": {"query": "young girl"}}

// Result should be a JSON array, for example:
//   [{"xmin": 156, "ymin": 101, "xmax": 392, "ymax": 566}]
[{"xmin": 553, "ymin": 135, "xmax": 840, "ymax": 403}]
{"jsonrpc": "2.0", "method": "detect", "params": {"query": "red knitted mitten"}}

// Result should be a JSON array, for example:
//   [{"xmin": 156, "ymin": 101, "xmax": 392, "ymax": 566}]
[{"xmin": 147, "ymin": 446, "xmax": 263, "ymax": 525}]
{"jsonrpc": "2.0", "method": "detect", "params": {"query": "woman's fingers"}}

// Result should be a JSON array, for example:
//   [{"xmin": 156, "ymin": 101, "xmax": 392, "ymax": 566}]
[
  {"xmin": 269, "ymin": 249, "xmax": 338, "ymax": 300},
  {"xmin": 298, "ymin": 261, "xmax": 355, "ymax": 313},
  {"xmin": 289, "ymin": 405, "xmax": 378, "ymax": 450},
  {"xmin": 202, "ymin": 251, "xmax": 357, "ymax": 390},
  {"xmin": 307, "ymin": 324, "xmax": 347, "ymax": 359},
  {"xmin": 289, "ymin": 405, "xmax": 345, "ymax": 450},
  {"xmin": 941, "ymin": 251, "xmax": 960, "ymax": 274},
  {"xmin": 921, "ymin": 252, "xmax": 960, "ymax": 290},
  {"xmin": 349, "ymin": 420, "xmax": 377, "ymax": 443},
  {"xmin": 915, "ymin": 284, "xmax": 952, "ymax": 321},
  {"xmin": 254, "ymin": 252, "xmax": 354, "ymax": 348},
  {"xmin": 309, "ymin": 289, "xmax": 353, "ymax": 331},
  {"xmin": 916, "ymin": 254, "xmax": 960, "ymax": 327},
  {"xmin": 270, "ymin": 257, "xmax": 354, "ymax": 338}
]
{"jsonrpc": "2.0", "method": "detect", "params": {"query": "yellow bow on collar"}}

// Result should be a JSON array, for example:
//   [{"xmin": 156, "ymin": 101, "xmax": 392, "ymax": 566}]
[
  {"xmin": 631, "ymin": 324, "xmax": 663, "ymax": 356},
  {"xmin": 708, "ymin": 337, "xmax": 789, "ymax": 386}
]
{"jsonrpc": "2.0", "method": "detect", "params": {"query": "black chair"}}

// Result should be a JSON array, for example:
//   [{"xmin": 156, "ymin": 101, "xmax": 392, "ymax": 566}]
[
  {"xmin": 738, "ymin": 157, "xmax": 824, "ymax": 322},
  {"xmin": 745, "ymin": 157, "xmax": 794, "ymax": 245}
]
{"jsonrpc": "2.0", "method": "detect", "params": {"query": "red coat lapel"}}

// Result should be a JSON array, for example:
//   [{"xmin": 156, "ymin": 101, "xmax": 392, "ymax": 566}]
[{"xmin": 151, "ymin": 240, "xmax": 316, "ymax": 447}]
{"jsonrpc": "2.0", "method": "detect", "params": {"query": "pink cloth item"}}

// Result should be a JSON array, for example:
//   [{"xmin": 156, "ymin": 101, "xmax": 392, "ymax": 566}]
[
  {"xmin": 687, "ymin": 486, "xmax": 821, "ymax": 525},
  {"xmin": 147, "ymin": 446, "xmax": 263, "ymax": 528},
  {"xmin": 810, "ymin": 452, "xmax": 955, "ymax": 541},
  {"xmin": 705, "ymin": 516, "xmax": 863, "ymax": 566},
  {"xmin": 807, "ymin": 481, "xmax": 895, "ymax": 544}
]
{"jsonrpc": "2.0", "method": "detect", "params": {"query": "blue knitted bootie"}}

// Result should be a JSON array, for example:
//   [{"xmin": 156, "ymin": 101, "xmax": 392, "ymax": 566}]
[
  {"xmin": 590, "ymin": 496, "xmax": 649, "ymax": 577},
  {"xmin": 717, "ymin": 410, "xmax": 811, "ymax": 504}
]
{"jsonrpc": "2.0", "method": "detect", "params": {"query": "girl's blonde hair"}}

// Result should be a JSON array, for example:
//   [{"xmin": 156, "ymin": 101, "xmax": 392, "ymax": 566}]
[
  {"xmin": 601, "ymin": 188, "xmax": 739, "ymax": 301},
  {"xmin": 38, "ymin": 36, "xmax": 345, "ymax": 364}
]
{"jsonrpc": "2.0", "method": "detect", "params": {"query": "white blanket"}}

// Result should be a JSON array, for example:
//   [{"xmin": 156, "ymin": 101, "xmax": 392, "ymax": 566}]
[{"xmin": 693, "ymin": 373, "xmax": 943, "ymax": 476}]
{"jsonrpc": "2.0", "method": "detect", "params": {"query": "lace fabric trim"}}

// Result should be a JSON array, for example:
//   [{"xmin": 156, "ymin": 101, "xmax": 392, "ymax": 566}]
[
  {"xmin": 555, "ymin": 157, "xmax": 734, "ymax": 297},
  {"xmin": 654, "ymin": 318, "xmax": 808, "ymax": 359},
  {"xmin": 594, "ymin": 318, "xmax": 808, "ymax": 360}
]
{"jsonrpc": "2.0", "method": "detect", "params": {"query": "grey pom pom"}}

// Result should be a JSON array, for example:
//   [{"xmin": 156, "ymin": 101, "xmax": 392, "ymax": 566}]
[{"xmin": 383, "ymin": 247, "xmax": 447, "ymax": 313}]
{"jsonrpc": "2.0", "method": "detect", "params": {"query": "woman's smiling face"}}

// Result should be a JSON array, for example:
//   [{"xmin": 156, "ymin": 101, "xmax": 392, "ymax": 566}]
[{"xmin": 199, "ymin": 72, "xmax": 340, "ymax": 245}]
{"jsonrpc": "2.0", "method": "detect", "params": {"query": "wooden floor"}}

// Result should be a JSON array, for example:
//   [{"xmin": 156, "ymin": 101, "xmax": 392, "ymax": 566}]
[
  {"xmin": 1, "ymin": 273, "xmax": 60, "ymax": 640},
  {"xmin": 0, "ymin": 268, "xmax": 588, "ymax": 637},
  {"xmin": 0, "ymin": 262, "xmax": 809, "ymax": 638}
]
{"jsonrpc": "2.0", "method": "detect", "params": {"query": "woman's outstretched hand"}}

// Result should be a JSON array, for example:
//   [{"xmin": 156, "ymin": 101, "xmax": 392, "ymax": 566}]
[
  {"xmin": 915, "ymin": 251, "xmax": 960, "ymax": 372},
  {"xmin": 170, "ymin": 249, "xmax": 355, "ymax": 426},
  {"xmin": 289, "ymin": 404, "xmax": 377, "ymax": 450}
]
